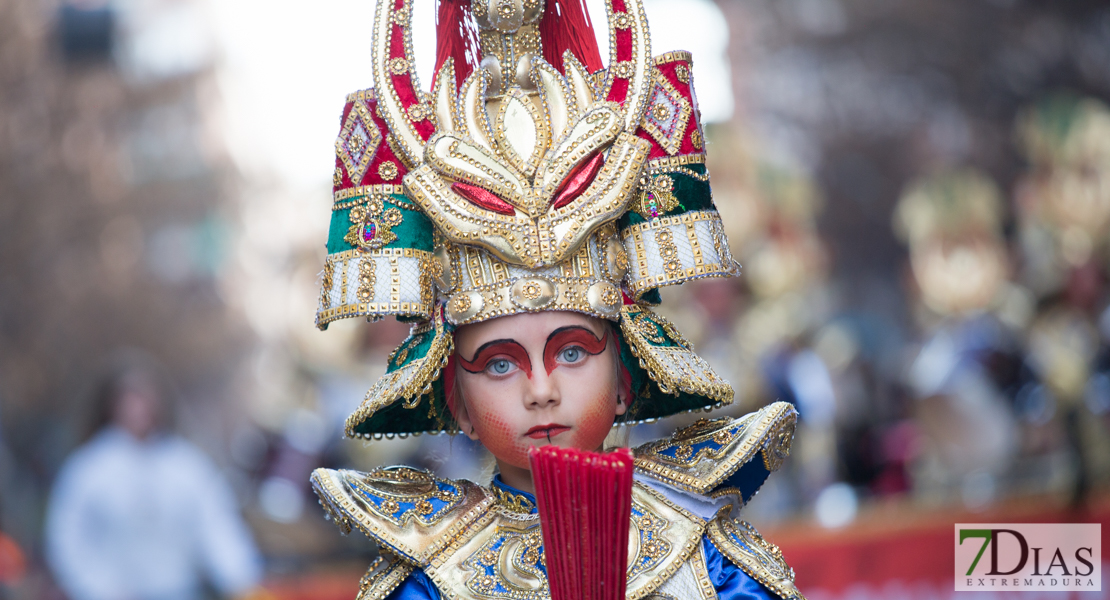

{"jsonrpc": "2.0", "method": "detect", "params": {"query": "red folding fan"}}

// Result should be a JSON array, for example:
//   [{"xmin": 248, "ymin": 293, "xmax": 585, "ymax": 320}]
[{"xmin": 529, "ymin": 446, "xmax": 634, "ymax": 600}]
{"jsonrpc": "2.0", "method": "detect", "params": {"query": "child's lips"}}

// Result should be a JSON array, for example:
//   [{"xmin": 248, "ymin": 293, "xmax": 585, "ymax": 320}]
[{"xmin": 525, "ymin": 424, "xmax": 571, "ymax": 439}]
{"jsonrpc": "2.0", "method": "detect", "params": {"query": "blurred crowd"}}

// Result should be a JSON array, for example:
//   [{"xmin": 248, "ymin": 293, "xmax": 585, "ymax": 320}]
[{"xmin": 1, "ymin": 0, "xmax": 1109, "ymax": 598}]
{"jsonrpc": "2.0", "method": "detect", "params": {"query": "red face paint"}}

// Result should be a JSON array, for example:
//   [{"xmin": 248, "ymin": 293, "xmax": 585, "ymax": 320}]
[
  {"xmin": 542, "ymin": 326, "xmax": 608, "ymax": 375},
  {"xmin": 458, "ymin": 339, "xmax": 533, "ymax": 378},
  {"xmin": 572, "ymin": 388, "xmax": 620, "ymax": 451},
  {"xmin": 470, "ymin": 409, "xmax": 532, "ymax": 468}
]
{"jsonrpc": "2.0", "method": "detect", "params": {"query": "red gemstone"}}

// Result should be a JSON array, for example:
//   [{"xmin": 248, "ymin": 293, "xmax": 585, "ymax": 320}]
[
  {"xmin": 451, "ymin": 182, "xmax": 517, "ymax": 215},
  {"xmin": 552, "ymin": 151, "xmax": 605, "ymax": 209}
]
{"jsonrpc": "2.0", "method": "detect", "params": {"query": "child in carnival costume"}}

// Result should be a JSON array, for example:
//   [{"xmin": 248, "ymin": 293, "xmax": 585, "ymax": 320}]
[{"xmin": 310, "ymin": 0, "xmax": 805, "ymax": 598}]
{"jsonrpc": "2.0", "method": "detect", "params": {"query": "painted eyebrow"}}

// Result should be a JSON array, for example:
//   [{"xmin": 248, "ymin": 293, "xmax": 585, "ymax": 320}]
[
  {"xmin": 543, "ymin": 326, "xmax": 607, "ymax": 375},
  {"xmin": 458, "ymin": 339, "xmax": 533, "ymax": 378}
]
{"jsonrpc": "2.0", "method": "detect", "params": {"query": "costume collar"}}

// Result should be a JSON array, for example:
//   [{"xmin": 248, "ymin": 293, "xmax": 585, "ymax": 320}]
[{"xmin": 490, "ymin": 475, "xmax": 537, "ymax": 515}]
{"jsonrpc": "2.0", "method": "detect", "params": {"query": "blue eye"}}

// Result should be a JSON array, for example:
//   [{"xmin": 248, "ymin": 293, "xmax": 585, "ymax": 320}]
[
  {"xmin": 559, "ymin": 347, "xmax": 583, "ymax": 363},
  {"xmin": 488, "ymin": 359, "xmax": 513, "ymax": 375}
]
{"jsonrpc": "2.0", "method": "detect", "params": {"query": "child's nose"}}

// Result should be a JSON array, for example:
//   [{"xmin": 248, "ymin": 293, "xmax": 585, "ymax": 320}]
[{"xmin": 525, "ymin": 369, "xmax": 560, "ymax": 408}]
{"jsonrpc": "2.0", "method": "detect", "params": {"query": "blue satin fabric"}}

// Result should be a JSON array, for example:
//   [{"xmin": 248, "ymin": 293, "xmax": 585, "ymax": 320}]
[
  {"xmin": 383, "ymin": 477, "xmax": 777, "ymax": 600},
  {"xmin": 386, "ymin": 570, "xmax": 440, "ymax": 600},
  {"xmin": 703, "ymin": 537, "xmax": 778, "ymax": 600}
]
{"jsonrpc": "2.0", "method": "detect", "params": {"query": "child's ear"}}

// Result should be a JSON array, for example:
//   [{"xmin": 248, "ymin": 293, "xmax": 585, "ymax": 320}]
[
  {"xmin": 614, "ymin": 393, "xmax": 628, "ymax": 417},
  {"xmin": 454, "ymin": 398, "xmax": 480, "ymax": 441}
]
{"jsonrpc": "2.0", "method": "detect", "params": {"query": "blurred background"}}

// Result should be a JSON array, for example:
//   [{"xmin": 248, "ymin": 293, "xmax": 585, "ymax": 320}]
[{"xmin": 1, "ymin": 0, "xmax": 1108, "ymax": 599}]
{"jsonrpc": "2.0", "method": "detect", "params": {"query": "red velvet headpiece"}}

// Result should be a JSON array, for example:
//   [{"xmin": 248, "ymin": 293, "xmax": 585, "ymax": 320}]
[{"xmin": 433, "ymin": 0, "xmax": 604, "ymax": 93}]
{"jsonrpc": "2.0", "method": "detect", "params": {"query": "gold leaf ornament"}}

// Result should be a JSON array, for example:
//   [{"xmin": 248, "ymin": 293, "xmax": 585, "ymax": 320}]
[{"xmin": 344, "ymin": 197, "xmax": 403, "ymax": 251}]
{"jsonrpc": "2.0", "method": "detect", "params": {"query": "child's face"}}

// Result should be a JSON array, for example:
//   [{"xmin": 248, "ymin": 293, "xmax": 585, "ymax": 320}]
[{"xmin": 453, "ymin": 311, "xmax": 626, "ymax": 471}]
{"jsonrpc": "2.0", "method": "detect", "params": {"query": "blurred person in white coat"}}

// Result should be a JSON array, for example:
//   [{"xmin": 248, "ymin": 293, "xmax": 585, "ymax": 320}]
[{"xmin": 45, "ymin": 355, "xmax": 263, "ymax": 600}]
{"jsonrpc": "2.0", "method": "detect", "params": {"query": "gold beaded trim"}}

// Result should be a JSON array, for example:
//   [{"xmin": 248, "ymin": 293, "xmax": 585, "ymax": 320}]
[
  {"xmin": 491, "ymin": 486, "xmax": 536, "ymax": 515},
  {"xmin": 356, "ymin": 554, "xmax": 414, "ymax": 600},
  {"xmin": 619, "ymin": 304, "xmax": 734, "ymax": 405},
  {"xmin": 706, "ymin": 511, "xmax": 807, "ymax": 600},
  {"xmin": 316, "ymin": 248, "xmax": 434, "ymax": 329},
  {"xmin": 344, "ymin": 306, "xmax": 454, "ymax": 437},
  {"xmin": 622, "ymin": 210, "xmax": 741, "ymax": 298}
]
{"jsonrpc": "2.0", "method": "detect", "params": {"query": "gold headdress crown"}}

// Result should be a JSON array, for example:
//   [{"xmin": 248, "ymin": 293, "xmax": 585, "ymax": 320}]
[{"xmin": 319, "ymin": 0, "xmax": 741, "ymax": 437}]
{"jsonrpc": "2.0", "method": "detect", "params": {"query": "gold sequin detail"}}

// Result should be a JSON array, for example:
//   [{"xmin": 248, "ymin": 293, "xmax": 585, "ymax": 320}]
[
  {"xmin": 378, "ymin": 161, "xmax": 399, "ymax": 181},
  {"xmin": 613, "ymin": 60, "xmax": 634, "ymax": 78},
  {"xmin": 452, "ymin": 294, "xmax": 472, "ymax": 313},
  {"xmin": 408, "ymin": 103, "xmax": 429, "ymax": 122},
  {"xmin": 655, "ymin": 229, "xmax": 682, "ymax": 274},
  {"xmin": 675, "ymin": 444, "xmax": 693, "ymax": 460},
  {"xmin": 520, "ymin": 281, "xmax": 542, "ymax": 300},
  {"xmin": 388, "ymin": 57, "xmax": 409, "ymax": 75},
  {"xmin": 320, "ymin": 260, "xmax": 335, "ymax": 310},
  {"xmin": 675, "ymin": 63, "xmax": 690, "ymax": 84},
  {"xmin": 601, "ymin": 286, "xmax": 620, "ymax": 308},
  {"xmin": 357, "ymin": 258, "xmax": 377, "ymax": 302}
]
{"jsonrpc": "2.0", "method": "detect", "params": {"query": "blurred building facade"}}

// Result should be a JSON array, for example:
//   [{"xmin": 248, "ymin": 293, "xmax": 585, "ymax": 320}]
[{"xmin": 0, "ymin": 0, "xmax": 254, "ymax": 587}]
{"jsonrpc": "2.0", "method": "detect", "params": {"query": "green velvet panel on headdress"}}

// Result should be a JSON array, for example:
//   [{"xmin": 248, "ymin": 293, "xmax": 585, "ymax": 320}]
[
  {"xmin": 326, "ymin": 194, "xmax": 434, "ymax": 255},
  {"xmin": 619, "ymin": 163, "xmax": 713, "ymax": 229},
  {"xmin": 346, "ymin": 313, "xmax": 459, "ymax": 438}
]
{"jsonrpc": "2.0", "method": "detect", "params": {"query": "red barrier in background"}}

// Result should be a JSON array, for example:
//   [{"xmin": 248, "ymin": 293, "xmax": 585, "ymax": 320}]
[{"xmin": 766, "ymin": 494, "xmax": 1110, "ymax": 599}]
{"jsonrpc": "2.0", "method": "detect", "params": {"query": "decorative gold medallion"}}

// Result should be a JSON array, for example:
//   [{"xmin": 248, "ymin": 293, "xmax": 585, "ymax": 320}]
[
  {"xmin": 408, "ymin": 103, "xmax": 429, "ymax": 122},
  {"xmin": 389, "ymin": 57, "xmax": 410, "ymax": 75},
  {"xmin": 378, "ymin": 161, "xmax": 399, "ymax": 181},
  {"xmin": 675, "ymin": 63, "xmax": 690, "ymax": 84},
  {"xmin": 690, "ymin": 128, "xmax": 703, "ymax": 150},
  {"xmin": 510, "ymin": 277, "xmax": 557, "ymax": 310},
  {"xmin": 345, "ymin": 198, "xmax": 403, "ymax": 251},
  {"xmin": 447, "ymin": 291, "xmax": 484, "ymax": 324},
  {"xmin": 637, "ymin": 174, "xmax": 680, "ymax": 220}
]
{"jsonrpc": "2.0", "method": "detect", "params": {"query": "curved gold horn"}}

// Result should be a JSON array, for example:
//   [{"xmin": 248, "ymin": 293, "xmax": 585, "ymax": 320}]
[
  {"xmin": 600, "ymin": 0, "xmax": 652, "ymax": 132},
  {"xmin": 372, "ymin": 0, "xmax": 430, "ymax": 168}
]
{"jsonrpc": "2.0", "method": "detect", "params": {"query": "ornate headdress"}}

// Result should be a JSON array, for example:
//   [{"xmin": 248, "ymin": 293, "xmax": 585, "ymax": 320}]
[{"xmin": 318, "ymin": 0, "xmax": 741, "ymax": 438}]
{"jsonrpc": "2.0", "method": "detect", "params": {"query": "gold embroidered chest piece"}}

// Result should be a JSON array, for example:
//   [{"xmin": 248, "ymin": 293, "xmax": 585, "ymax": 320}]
[{"xmin": 424, "ymin": 481, "xmax": 704, "ymax": 600}]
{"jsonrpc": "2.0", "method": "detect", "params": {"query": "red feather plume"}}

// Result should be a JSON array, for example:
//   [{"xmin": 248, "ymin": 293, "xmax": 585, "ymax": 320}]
[
  {"xmin": 538, "ymin": 0, "xmax": 604, "ymax": 74},
  {"xmin": 434, "ymin": 0, "xmax": 480, "ymax": 92}
]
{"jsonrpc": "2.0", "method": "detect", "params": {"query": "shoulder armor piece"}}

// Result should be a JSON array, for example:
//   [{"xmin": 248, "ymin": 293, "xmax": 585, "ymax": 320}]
[
  {"xmin": 632, "ymin": 402, "xmax": 797, "ymax": 501},
  {"xmin": 356, "ymin": 552, "xmax": 414, "ymax": 600},
  {"xmin": 310, "ymin": 466, "xmax": 495, "ymax": 565},
  {"xmin": 706, "ymin": 509, "xmax": 806, "ymax": 600}
]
